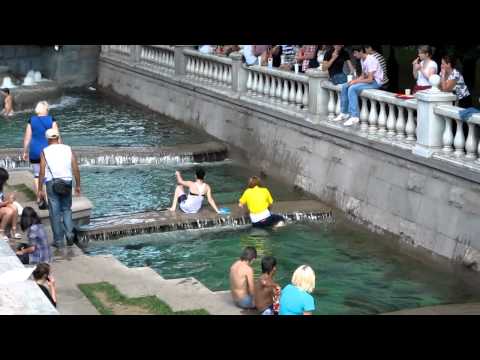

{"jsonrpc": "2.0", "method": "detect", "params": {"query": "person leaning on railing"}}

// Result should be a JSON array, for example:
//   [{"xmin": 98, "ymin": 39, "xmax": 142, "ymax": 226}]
[
  {"xmin": 322, "ymin": 45, "xmax": 355, "ymax": 85},
  {"xmin": 412, "ymin": 45, "xmax": 438, "ymax": 94},
  {"xmin": 439, "ymin": 54, "xmax": 472, "ymax": 108}
]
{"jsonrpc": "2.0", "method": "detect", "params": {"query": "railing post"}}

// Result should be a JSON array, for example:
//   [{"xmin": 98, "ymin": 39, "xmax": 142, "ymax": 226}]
[
  {"xmin": 174, "ymin": 46, "xmax": 194, "ymax": 77},
  {"xmin": 229, "ymin": 51, "xmax": 246, "ymax": 94},
  {"xmin": 413, "ymin": 75, "xmax": 457, "ymax": 158},
  {"xmin": 305, "ymin": 68, "xmax": 329, "ymax": 124},
  {"xmin": 130, "ymin": 45, "xmax": 141, "ymax": 65}
]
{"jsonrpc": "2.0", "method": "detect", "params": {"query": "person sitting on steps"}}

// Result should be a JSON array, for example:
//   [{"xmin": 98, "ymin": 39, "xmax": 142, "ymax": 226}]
[{"xmin": 169, "ymin": 167, "xmax": 221, "ymax": 214}]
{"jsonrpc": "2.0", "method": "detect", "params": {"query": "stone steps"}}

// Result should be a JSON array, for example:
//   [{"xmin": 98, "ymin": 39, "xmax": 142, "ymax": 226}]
[{"xmin": 52, "ymin": 251, "xmax": 242, "ymax": 315}]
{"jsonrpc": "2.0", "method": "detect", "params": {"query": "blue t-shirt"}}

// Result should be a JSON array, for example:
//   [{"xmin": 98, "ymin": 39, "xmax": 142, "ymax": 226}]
[
  {"xmin": 29, "ymin": 115, "xmax": 55, "ymax": 161},
  {"xmin": 279, "ymin": 284, "xmax": 315, "ymax": 315}
]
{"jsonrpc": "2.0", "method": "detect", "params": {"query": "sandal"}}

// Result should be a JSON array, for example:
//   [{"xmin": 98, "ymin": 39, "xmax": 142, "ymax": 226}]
[
  {"xmin": 1, "ymin": 235, "xmax": 9, "ymax": 242},
  {"xmin": 12, "ymin": 233, "xmax": 22, "ymax": 239}
]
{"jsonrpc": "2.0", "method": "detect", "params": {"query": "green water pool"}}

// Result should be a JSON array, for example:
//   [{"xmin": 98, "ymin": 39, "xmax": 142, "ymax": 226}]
[
  {"xmin": 0, "ymin": 90, "xmax": 212, "ymax": 147},
  {"xmin": 86, "ymin": 219, "xmax": 480, "ymax": 315},
  {"xmin": 82, "ymin": 162, "xmax": 309, "ymax": 218}
]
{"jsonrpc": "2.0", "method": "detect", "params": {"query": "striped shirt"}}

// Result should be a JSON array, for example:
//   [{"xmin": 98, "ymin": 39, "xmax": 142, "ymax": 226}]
[{"xmin": 371, "ymin": 51, "xmax": 389, "ymax": 85}]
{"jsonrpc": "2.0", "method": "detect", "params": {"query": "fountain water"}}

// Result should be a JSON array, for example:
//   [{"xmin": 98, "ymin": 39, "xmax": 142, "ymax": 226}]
[
  {"xmin": 34, "ymin": 71, "xmax": 42, "ymax": 82},
  {"xmin": 23, "ymin": 75, "xmax": 35, "ymax": 86},
  {"xmin": 1, "ymin": 77, "xmax": 16, "ymax": 88}
]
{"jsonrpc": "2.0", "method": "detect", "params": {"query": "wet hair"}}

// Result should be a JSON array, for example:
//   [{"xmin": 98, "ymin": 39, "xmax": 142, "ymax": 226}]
[
  {"xmin": 20, "ymin": 206, "xmax": 42, "ymax": 232},
  {"xmin": 248, "ymin": 176, "xmax": 261, "ymax": 188},
  {"xmin": 442, "ymin": 54, "xmax": 457, "ymax": 69},
  {"xmin": 418, "ymin": 45, "xmax": 433, "ymax": 57},
  {"xmin": 351, "ymin": 45, "xmax": 367, "ymax": 53},
  {"xmin": 0, "ymin": 167, "xmax": 9, "ymax": 192},
  {"xmin": 261, "ymin": 256, "xmax": 277, "ymax": 274},
  {"xmin": 195, "ymin": 167, "xmax": 205, "ymax": 180},
  {"xmin": 2, "ymin": 88, "xmax": 9, "ymax": 95},
  {"xmin": 240, "ymin": 246, "xmax": 257, "ymax": 262},
  {"xmin": 292, "ymin": 265, "xmax": 316, "ymax": 293},
  {"xmin": 33, "ymin": 263, "xmax": 50, "ymax": 281}
]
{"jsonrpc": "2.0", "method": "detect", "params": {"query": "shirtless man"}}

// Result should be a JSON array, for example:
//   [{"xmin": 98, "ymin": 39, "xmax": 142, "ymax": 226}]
[
  {"xmin": 168, "ymin": 167, "xmax": 220, "ymax": 214},
  {"xmin": 229, "ymin": 246, "xmax": 257, "ymax": 309},
  {"xmin": 1, "ymin": 89, "xmax": 13, "ymax": 117},
  {"xmin": 254, "ymin": 256, "xmax": 281, "ymax": 315}
]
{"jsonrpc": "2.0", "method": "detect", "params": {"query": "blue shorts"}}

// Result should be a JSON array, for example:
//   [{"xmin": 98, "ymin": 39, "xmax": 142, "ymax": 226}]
[{"xmin": 235, "ymin": 295, "xmax": 254, "ymax": 309}]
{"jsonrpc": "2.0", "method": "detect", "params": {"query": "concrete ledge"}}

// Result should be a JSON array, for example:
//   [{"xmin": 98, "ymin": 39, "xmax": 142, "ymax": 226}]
[
  {"xmin": 9, "ymin": 81, "xmax": 62, "ymax": 111},
  {"xmin": 78, "ymin": 200, "xmax": 333, "ymax": 242},
  {"xmin": 0, "ymin": 141, "xmax": 229, "ymax": 169}
]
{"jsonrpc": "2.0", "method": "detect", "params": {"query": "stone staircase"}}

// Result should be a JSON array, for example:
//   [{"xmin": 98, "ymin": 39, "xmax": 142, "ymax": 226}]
[{"xmin": 52, "ymin": 249, "xmax": 243, "ymax": 315}]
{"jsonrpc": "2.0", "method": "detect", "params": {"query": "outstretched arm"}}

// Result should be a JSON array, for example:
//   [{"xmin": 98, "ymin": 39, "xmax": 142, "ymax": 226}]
[
  {"xmin": 175, "ymin": 171, "xmax": 192, "ymax": 187},
  {"xmin": 206, "ymin": 185, "xmax": 220, "ymax": 213}
]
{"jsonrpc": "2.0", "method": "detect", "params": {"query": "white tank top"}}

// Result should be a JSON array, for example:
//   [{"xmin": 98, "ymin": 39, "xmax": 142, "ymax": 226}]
[
  {"xmin": 180, "ymin": 182, "xmax": 206, "ymax": 214},
  {"xmin": 43, "ymin": 144, "xmax": 73, "ymax": 182}
]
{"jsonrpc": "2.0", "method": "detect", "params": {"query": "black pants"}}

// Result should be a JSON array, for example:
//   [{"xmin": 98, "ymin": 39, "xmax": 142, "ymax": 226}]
[{"xmin": 252, "ymin": 214, "xmax": 285, "ymax": 228}]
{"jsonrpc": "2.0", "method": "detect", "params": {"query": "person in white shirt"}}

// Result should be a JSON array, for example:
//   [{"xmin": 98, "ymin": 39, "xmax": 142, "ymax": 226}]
[
  {"xmin": 412, "ymin": 45, "xmax": 437, "ymax": 93},
  {"xmin": 334, "ymin": 45, "xmax": 384, "ymax": 126},
  {"xmin": 37, "ymin": 128, "xmax": 81, "ymax": 256},
  {"xmin": 241, "ymin": 45, "xmax": 258, "ymax": 66}
]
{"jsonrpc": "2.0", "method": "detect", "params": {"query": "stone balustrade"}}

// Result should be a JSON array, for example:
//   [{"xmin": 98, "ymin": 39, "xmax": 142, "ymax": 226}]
[
  {"xmin": 244, "ymin": 65, "xmax": 309, "ymax": 111},
  {"xmin": 435, "ymin": 105, "xmax": 480, "ymax": 162},
  {"xmin": 99, "ymin": 45, "xmax": 478, "ymax": 172},
  {"xmin": 183, "ymin": 48, "xmax": 233, "ymax": 89},
  {"xmin": 138, "ymin": 45, "xmax": 175, "ymax": 75},
  {"xmin": 321, "ymin": 82, "xmax": 418, "ymax": 143},
  {"xmin": 104, "ymin": 45, "xmax": 132, "ymax": 64}
]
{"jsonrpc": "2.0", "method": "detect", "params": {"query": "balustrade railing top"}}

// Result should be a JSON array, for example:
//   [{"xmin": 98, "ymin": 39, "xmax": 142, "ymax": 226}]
[{"xmin": 99, "ymin": 45, "xmax": 480, "ymax": 173}]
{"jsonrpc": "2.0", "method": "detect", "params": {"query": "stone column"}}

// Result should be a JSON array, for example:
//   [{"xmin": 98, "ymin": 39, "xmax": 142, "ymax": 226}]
[
  {"xmin": 230, "ymin": 51, "xmax": 247, "ymax": 94},
  {"xmin": 174, "ymin": 46, "xmax": 194, "ymax": 77},
  {"xmin": 413, "ymin": 75, "xmax": 457, "ymax": 158},
  {"xmin": 305, "ymin": 68, "xmax": 329, "ymax": 124}
]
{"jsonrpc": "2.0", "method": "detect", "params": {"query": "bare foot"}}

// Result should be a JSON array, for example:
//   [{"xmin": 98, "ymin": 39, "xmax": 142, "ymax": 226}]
[{"xmin": 168, "ymin": 207, "xmax": 176, "ymax": 212}]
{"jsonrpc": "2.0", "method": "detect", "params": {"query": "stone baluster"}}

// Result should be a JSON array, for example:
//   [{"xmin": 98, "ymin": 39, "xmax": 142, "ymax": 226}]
[
  {"xmin": 212, "ymin": 64, "xmax": 219, "ymax": 84},
  {"xmin": 377, "ymin": 101, "xmax": 387, "ymax": 135},
  {"xmin": 360, "ymin": 98, "xmax": 369, "ymax": 132},
  {"xmin": 226, "ymin": 66, "xmax": 232, "ymax": 86},
  {"xmin": 396, "ymin": 106, "xmax": 406, "ymax": 139},
  {"xmin": 222, "ymin": 65, "xmax": 228, "ymax": 85},
  {"xmin": 246, "ymin": 71, "xmax": 253, "ymax": 95},
  {"xmin": 257, "ymin": 73, "xmax": 264, "ymax": 98},
  {"xmin": 282, "ymin": 79, "xmax": 289, "ymax": 104},
  {"xmin": 442, "ymin": 116, "xmax": 454, "ymax": 153},
  {"xmin": 405, "ymin": 109, "xmax": 416, "ymax": 142},
  {"xmin": 198, "ymin": 60, "xmax": 205, "ymax": 80},
  {"xmin": 327, "ymin": 90, "xmax": 335, "ymax": 120},
  {"xmin": 368, "ymin": 100, "xmax": 378, "ymax": 134},
  {"xmin": 275, "ymin": 77, "xmax": 283, "ymax": 103},
  {"xmin": 264, "ymin": 75, "xmax": 271, "ymax": 98},
  {"xmin": 185, "ymin": 57, "xmax": 191, "ymax": 76},
  {"xmin": 207, "ymin": 62, "xmax": 214, "ymax": 83},
  {"xmin": 252, "ymin": 72, "xmax": 259, "ymax": 96},
  {"xmin": 453, "ymin": 119, "xmax": 466, "ymax": 157},
  {"xmin": 295, "ymin": 82, "xmax": 303, "ymax": 109},
  {"xmin": 302, "ymin": 84, "xmax": 309, "ymax": 111},
  {"xmin": 465, "ymin": 123, "xmax": 478, "ymax": 160},
  {"xmin": 288, "ymin": 80, "xmax": 296, "ymax": 106},
  {"xmin": 386, "ymin": 104, "xmax": 396, "ymax": 137},
  {"xmin": 269, "ymin": 76, "xmax": 276, "ymax": 99},
  {"xmin": 193, "ymin": 58, "xmax": 199, "ymax": 79},
  {"xmin": 334, "ymin": 91, "xmax": 341, "ymax": 116}
]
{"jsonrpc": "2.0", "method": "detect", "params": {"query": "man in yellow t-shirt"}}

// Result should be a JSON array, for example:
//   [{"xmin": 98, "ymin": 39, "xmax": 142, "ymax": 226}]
[{"xmin": 238, "ymin": 176, "xmax": 285, "ymax": 228}]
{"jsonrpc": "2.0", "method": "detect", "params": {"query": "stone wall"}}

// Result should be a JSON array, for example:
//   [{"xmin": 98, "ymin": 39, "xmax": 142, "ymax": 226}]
[
  {"xmin": 97, "ymin": 59, "xmax": 480, "ymax": 268},
  {"xmin": 0, "ymin": 45, "xmax": 100, "ymax": 87}
]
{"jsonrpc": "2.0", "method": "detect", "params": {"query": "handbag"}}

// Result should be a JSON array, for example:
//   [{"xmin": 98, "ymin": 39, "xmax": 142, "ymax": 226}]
[{"xmin": 43, "ymin": 151, "xmax": 72, "ymax": 196}]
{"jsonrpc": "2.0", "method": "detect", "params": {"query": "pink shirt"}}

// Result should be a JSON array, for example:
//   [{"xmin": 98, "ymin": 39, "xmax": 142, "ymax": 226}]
[{"xmin": 361, "ymin": 54, "xmax": 384, "ymax": 85}]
